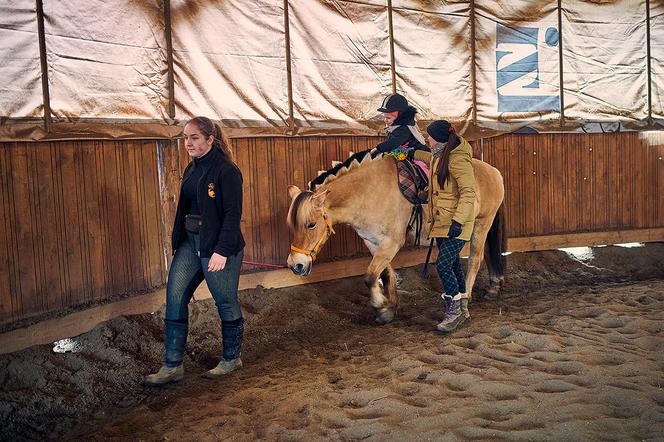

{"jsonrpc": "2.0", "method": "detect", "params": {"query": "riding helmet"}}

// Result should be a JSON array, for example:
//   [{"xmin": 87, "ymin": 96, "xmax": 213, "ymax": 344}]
[{"xmin": 377, "ymin": 93, "xmax": 409, "ymax": 113}]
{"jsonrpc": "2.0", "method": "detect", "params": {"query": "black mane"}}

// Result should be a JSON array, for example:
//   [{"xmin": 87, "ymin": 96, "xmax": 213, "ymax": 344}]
[{"xmin": 308, "ymin": 149, "xmax": 379, "ymax": 191}]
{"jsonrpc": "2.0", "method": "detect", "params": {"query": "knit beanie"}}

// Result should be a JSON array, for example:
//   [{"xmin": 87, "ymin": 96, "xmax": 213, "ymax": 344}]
[{"xmin": 427, "ymin": 120, "xmax": 453, "ymax": 143}]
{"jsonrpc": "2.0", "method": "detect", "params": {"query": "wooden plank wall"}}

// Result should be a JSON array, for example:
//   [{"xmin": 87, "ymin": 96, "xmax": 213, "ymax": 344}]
[
  {"xmin": 482, "ymin": 133, "xmax": 664, "ymax": 237},
  {"xmin": 1, "ymin": 132, "xmax": 663, "ymax": 324},
  {"xmin": 0, "ymin": 140, "xmax": 167, "ymax": 324}
]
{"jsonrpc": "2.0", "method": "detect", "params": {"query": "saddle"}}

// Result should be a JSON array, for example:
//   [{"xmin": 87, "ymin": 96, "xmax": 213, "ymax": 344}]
[
  {"xmin": 394, "ymin": 158, "xmax": 429, "ymax": 245},
  {"xmin": 396, "ymin": 158, "xmax": 429, "ymax": 205}
]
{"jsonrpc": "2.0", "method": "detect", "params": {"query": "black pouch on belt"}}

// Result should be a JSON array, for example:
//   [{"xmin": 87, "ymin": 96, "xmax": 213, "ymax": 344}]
[{"xmin": 185, "ymin": 214, "xmax": 203, "ymax": 233}]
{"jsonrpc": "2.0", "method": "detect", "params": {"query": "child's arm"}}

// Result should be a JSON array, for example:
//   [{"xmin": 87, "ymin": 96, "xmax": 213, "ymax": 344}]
[
  {"xmin": 413, "ymin": 150, "xmax": 432, "ymax": 163},
  {"xmin": 374, "ymin": 126, "xmax": 411, "ymax": 153}
]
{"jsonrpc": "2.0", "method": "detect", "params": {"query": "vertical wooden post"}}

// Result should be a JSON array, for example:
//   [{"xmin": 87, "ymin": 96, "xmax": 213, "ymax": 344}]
[
  {"xmin": 163, "ymin": 0, "xmax": 176, "ymax": 120},
  {"xmin": 646, "ymin": 0, "xmax": 653, "ymax": 125},
  {"xmin": 469, "ymin": 0, "xmax": 477, "ymax": 126},
  {"xmin": 557, "ymin": 0, "xmax": 565, "ymax": 127},
  {"xmin": 284, "ymin": 0, "xmax": 295, "ymax": 133},
  {"xmin": 35, "ymin": 0, "xmax": 52, "ymax": 133},
  {"xmin": 387, "ymin": 0, "xmax": 397, "ymax": 93}
]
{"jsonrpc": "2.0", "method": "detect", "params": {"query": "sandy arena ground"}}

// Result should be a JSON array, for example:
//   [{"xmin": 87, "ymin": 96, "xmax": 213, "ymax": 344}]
[{"xmin": 1, "ymin": 243, "xmax": 663, "ymax": 441}]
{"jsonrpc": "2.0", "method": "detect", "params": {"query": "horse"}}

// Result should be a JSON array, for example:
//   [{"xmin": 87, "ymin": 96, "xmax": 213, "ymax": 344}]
[{"xmin": 286, "ymin": 150, "xmax": 506, "ymax": 324}]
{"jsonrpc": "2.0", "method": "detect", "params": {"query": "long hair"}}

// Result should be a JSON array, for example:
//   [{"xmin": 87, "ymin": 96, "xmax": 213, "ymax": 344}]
[
  {"xmin": 436, "ymin": 131, "xmax": 460, "ymax": 188},
  {"xmin": 186, "ymin": 116, "xmax": 234, "ymax": 162}
]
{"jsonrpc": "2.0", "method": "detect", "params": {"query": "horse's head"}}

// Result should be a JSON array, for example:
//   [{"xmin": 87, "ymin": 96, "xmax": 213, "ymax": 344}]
[{"xmin": 286, "ymin": 185, "xmax": 334, "ymax": 276}]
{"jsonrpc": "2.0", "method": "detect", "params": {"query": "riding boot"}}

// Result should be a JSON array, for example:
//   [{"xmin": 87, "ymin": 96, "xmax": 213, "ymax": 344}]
[
  {"xmin": 145, "ymin": 319, "xmax": 187, "ymax": 385},
  {"xmin": 163, "ymin": 319, "xmax": 188, "ymax": 367},
  {"xmin": 205, "ymin": 317, "xmax": 244, "ymax": 378},
  {"xmin": 437, "ymin": 294, "xmax": 469, "ymax": 333}
]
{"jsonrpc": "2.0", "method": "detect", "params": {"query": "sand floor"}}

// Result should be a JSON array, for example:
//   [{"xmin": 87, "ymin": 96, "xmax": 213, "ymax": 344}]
[{"xmin": 1, "ymin": 244, "xmax": 663, "ymax": 441}]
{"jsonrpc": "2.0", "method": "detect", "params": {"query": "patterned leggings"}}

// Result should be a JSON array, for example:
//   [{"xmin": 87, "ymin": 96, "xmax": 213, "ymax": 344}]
[{"xmin": 435, "ymin": 237, "xmax": 467, "ymax": 300}]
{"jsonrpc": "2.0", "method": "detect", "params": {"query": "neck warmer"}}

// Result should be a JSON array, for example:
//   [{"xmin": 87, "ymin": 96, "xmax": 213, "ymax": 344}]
[{"xmin": 431, "ymin": 142, "xmax": 448, "ymax": 157}]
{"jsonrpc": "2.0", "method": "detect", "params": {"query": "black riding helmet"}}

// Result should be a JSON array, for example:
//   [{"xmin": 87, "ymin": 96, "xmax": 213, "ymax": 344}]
[{"xmin": 377, "ymin": 93, "xmax": 409, "ymax": 113}]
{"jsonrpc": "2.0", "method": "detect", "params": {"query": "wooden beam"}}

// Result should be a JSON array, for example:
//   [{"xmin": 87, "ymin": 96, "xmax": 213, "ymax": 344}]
[
  {"xmin": 1, "ymin": 228, "xmax": 662, "ymax": 354},
  {"xmin": 507, "ymin": 228, "xmax": 664, "ymax": 252}
]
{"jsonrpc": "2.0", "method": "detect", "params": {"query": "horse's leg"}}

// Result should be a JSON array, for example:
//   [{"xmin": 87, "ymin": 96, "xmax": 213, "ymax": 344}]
[
  {"xmin": 483, "ymin": 205, "xmax": 506, "ymax": 298},
  {"xmin": 380, "ymin": 263, "xmax": 398, "ymax": 313},
  {"xmin": 364, "ymin": 243, "xmax": 400, "ymax": 324},
  {"xmin": 465, "ymin": 216, "xmax": 494, "ymax": 302}
]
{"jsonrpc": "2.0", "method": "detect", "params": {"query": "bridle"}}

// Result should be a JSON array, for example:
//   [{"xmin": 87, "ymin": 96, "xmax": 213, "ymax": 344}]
[{"xmin": 290, "ymin": 214, "xmax": 335, "ymax": 261}]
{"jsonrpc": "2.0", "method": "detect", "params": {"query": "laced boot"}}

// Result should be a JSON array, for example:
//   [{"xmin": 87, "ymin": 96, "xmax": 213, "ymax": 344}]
[
  {"xmin": 145, "ymin": 365, "xmax": 184, "ymax": 385},
  {"xmin": 436, "ymin": 295, "xmax": 469, "ymax": 333}
]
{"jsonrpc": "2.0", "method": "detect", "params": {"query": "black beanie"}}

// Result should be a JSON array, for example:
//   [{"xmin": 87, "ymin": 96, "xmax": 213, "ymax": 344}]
[{"xmin": 427, "ymin": 120, "xmax": 453, "ymax": 143}]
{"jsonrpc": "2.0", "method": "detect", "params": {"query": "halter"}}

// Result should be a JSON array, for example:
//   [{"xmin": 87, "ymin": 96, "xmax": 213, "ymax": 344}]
[{"xmin": 290, "ymin": 215, "xmax": 336, "ymax": 261}]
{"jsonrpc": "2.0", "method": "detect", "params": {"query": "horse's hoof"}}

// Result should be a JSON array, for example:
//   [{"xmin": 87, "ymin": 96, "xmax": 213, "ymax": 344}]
[
  {"xmin": 485, "ymin": 288, "xmax": 501, "ymax": 301},
  {"xmin": 375, "ymin": 309, "xmax": 394, "ymax": 324}
]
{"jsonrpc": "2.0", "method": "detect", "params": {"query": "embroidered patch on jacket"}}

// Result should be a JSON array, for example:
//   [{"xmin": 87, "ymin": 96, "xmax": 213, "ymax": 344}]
[{"xmin": 207, "ymin": 183, "xmax": 216, "ymax": 198}]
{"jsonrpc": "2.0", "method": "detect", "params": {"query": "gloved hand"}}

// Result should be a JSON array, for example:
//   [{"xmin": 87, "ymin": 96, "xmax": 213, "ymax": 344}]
[{"xmin": 447, "ymin": 220, "xmax": 462, "ymax": 238}]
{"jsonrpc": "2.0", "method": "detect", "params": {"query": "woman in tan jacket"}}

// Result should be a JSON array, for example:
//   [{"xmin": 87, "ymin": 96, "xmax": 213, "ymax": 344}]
[{"xmin": 414, "ymin": 120, "xmax": 476, "ymax": 333}]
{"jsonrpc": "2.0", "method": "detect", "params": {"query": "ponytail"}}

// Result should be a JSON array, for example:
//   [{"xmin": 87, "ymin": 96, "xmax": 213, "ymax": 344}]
[
  {"xmin": 212, "ymin": 122, "xmax": 234, "ymax": 162},
  {"xmin": 436, "ymin": 131, "xmax": 461, "ymax": 188},
  {"xmin": 186, "ymin": 116, "xmax": 235, "ymax": 163}
]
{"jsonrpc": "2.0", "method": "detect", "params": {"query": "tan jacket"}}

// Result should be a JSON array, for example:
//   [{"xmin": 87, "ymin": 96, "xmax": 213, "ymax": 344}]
[{"xmin": 414, "ymin": 137, "xmax": 476, "ymax": 241}]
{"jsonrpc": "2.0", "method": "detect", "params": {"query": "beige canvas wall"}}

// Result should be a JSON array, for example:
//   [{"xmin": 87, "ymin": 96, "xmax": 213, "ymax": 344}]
[{"xmin": 0, "ymin": 0, "xmax": 660, "ymax": 141}]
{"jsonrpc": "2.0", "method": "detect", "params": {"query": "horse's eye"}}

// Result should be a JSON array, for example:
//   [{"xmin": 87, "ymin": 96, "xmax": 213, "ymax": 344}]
[{"xmin": 307, "ymin": 222, "xmax": 317, "ymax": 230}]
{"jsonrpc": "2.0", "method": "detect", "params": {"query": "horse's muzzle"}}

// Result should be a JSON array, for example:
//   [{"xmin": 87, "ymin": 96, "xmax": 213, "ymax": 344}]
[{"xmin": 289, "ymin": 262, "xmax": 311, "ymax": 276}]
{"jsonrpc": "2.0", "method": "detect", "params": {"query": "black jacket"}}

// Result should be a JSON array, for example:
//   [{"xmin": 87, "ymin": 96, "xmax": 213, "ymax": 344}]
[
  {"xmin": 375, "ymin": 107, "xmax": 429, "ymax": 156},
  {"xmin": 172, "ymin": 147, "xmax": 245, "ymax": 258}
]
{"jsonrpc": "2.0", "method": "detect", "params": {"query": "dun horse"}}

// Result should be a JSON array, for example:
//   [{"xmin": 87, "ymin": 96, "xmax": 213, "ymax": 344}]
[{"xmin": 286, "ymin": 151, "xmax": 505, "ymax": 324}]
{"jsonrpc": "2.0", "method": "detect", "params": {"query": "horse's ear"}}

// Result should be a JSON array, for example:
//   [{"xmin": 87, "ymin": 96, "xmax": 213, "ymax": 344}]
[
  {"xmin": 311, "ymin": 189, "xmax": 330, "ymax": 208},
  {"xmin": 287, "ymin": 185, "xmax": 301, "ymax": 200}
]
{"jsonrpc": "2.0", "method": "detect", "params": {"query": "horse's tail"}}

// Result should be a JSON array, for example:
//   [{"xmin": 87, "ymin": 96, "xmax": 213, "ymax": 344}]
[{"xmin": 485, "ymin": 204, "xmax": 506, "ymax": 279}]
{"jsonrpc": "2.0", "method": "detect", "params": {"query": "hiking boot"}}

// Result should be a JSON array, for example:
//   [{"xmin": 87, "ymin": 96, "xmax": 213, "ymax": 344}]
[
  {"xmin": 436, "ymin": 298, "xmax": 469, "ymax": 333},
  {"xmin": 145, "ymin": 365, "xmax": 183, "ymax": 385},
  {"xmin": 204, "ymin": 358, "xmax": 243, "ymax": 379}
]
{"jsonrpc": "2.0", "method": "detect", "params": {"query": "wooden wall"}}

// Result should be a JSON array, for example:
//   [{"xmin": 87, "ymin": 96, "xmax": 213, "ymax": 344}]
[
  {"xmin": 1, "ymin": 132, "xmax": 663, "ymax": 324},
  {"xmin": 0, "ymin": 140, "xmax": 167, "ymax": 325},
  {"xmin": 483, "ymin": 132, "xmax": 664, "ymax": 237}
]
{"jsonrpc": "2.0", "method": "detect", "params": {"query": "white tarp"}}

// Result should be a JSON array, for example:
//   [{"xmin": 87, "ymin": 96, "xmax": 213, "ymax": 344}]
[
  {"xmin": 288, "ymin": 0, "xmax": 391, "ymax": 134},
  {"xmin": 44, "ymin": 0, "xmax": 169, "ymax": 121},
  {"xmin": 562, "ymin": 0, "xmax": 648, "ymax": 123},
  {"xmin": 0, "ymin": 0, "xmax": 660, "ymax": 140},
  {"xmin": 172, "ymin": 0, "xmax": 289, "ymax": 132},
  {"xmin": 0, "ymin": 0, "xmax": 42, "ymax": 120},
  {"xmin": 650, "ymin": 0, "xmax": 664, "ymax": 123}
]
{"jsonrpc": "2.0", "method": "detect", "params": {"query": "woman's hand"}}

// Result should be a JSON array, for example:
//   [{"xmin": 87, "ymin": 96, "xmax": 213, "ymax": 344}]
[
  {"xmin": 447, "ymin": 220, "xmax": 462, "ymax": 238},
  {"xmin": 208, "ymin": 253, "xmax": 227, "ymax": 272}
]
